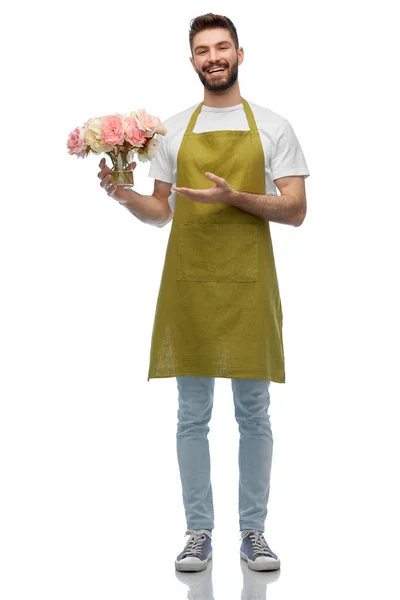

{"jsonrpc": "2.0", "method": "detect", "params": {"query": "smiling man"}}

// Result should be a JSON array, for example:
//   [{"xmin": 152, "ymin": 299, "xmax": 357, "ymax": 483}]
[
  {"xmin": 148, "ymin": 12, "xmax": 310, "ymax": 575},
  {"xmin": 102, "ymin": 12, "xmax": 310, "ymax": 575}
]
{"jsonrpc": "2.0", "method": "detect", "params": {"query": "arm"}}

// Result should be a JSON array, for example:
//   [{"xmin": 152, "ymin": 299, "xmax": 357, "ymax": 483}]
[
  {"xmin": 117, "ymin": 179, "xmax": 173, "ymax": 227},
  {"xmin": 228, "ymin": 175, "xmax": 307, "ymax": 227}
]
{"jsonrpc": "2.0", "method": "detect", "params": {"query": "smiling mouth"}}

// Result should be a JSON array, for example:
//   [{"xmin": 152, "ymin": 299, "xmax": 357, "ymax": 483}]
[{"xmin": 206, "ymin": 67, "xmax": 227, "ymax": 76}]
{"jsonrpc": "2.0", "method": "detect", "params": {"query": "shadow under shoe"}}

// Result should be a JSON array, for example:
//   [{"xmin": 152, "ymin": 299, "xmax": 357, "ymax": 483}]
[{"xmin": 175, "ymin": 529, "xmax": 213, "ymax": 572}]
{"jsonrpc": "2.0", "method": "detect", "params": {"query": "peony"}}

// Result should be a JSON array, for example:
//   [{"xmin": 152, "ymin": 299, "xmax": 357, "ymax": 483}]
[
  {"xmin": 84, "ymin": 117, "xmax": 113, "ymax": 154},
  {"xmin": 136, "ymin": 109, "xmax": 167, "ymax": 136},
  {"xmin": 66, "ymin": 126, "xmax": 87, "ymax": 157},
  {"xmin": 102, "ymin": 114, "xmax": 125, "ymax": 146},
  {"xmin": 124, "ymin": 116, "xmax": 147, "ymax": 147}
]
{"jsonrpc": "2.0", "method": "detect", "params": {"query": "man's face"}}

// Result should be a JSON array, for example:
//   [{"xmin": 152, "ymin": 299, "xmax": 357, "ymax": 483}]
[{"xmin": 190, "ymin": 28, "xmax": 243, "ymax": 93}]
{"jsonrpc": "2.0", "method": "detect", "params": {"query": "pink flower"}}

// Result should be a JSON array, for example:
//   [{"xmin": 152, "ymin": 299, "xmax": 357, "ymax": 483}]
[
  {"xmin": 102, "ymin": 115, "xmax": 125, "ymax": 146},
  {"xmin": 124, "ymin": 116, "xmax": 147, "ymax": 147},
  {"xmin": 67, "ymin": 126, "xmax": 87, "ymax": 157},
  {"xmin": 136, "ymin": 109, "xmax": 167, "ymax": 135}
]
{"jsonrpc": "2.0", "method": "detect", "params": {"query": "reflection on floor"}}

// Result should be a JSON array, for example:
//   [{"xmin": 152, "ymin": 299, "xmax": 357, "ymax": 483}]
[{"xmin": 175, "ymin": 554, "xmax": 281, "ymax": 600}]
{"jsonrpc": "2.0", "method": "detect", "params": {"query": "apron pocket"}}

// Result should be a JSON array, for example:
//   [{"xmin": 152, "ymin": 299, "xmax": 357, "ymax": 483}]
[{"xmin": 177, "ymin": 223, "xmax": 258, "ymax": 283}]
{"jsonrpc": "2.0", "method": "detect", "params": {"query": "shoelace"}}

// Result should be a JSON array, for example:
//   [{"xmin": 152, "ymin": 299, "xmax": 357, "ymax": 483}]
[
  {"xmin": 182, "ymin": 529, "xmax": 209, "ymax": 557},
  {"xmin": 240, "ymin": 530, "xmax": 274, "ymax": 557}
]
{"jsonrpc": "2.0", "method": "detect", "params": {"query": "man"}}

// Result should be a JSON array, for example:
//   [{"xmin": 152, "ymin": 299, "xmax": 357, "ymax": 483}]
[{"xmin": 98, "ymin": 13, "xmax": 310, "ymax": 573}]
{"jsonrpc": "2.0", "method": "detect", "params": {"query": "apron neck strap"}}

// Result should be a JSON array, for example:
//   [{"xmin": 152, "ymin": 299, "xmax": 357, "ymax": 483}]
[{"xmin": 186, "ymin": 97, "xmax": 257, "ymax": 133}]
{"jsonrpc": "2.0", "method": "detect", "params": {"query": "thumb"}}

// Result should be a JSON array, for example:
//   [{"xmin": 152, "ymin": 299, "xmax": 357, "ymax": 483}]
[
  {"xmin": 130, "ymin": 161, "xmax": 137, "ymax": 169},
  {"xmin": 205, "ymin": 172, "xmax": 221, "ymax": 181}
]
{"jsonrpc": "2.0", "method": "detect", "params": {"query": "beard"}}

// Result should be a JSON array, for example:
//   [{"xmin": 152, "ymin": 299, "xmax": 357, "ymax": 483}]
[{"xmin": 196, "ymin": 56, "xmax": 239, "ymax": 92}]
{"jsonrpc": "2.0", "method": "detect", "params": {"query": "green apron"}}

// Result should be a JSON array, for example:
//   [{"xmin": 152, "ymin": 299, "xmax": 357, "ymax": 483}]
[{"xmin": 147, "ymin": 97, "xmax": 285, "ymax": 383}]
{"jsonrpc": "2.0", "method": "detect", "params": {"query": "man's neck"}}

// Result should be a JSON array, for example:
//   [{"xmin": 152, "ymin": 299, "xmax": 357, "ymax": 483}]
[{"xmin": 202, "ymin": 89, "xmax": 243, "ymax": 109}]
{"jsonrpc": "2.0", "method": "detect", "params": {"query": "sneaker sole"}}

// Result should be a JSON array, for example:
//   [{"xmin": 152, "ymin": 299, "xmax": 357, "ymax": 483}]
[
  {"xmin": 175, "ymin": 551, "xmax": 213, "ymax": 572},
  {"xmin": 240, "ymin": 550, "xmax": 280, "ymax": 571}
]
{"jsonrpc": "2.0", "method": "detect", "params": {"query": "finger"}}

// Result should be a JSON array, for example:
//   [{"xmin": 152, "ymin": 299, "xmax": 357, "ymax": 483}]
[
  {"xmin": 182, "ymin": 188, "xmax": 204, "ymax": 196},
  {"xmin": 205, "ymin": 172, "xmax": 223, "ymax": 182},
  {"xmin": 174, "ymin": 188, "xmax": 192, "ymax": 196},
  {"xmin": 173, "ymin": 186, "xmax": 204, "ymax": 198},
  {"xmin": 98, "ymin": 158, "xmax": 110, "ymax": 177},
  {"xmin": 104, "ymin": 177, "xmax": 117, "ymax": 196},
  {"xmin": 100, "ymin": 174, "xmax": 112, "ymax": 188},
  {"xmin": 98, "ymin": 166, "xmax": 111, "ymax": 179}
]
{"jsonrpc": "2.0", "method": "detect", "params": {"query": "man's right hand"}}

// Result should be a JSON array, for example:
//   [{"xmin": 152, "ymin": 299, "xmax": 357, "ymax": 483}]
[{"xmin": 97, "ymin": 157, "xmax": 137, "ymax": 199}]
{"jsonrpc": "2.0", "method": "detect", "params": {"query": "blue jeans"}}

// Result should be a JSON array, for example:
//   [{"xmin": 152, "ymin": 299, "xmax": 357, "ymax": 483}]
[{"xmin": 176, "ymin": 376, "xmax": 273, "ymax": 533}]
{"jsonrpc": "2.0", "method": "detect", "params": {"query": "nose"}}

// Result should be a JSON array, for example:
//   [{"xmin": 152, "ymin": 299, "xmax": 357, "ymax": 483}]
[
  {"xmin": 208, "ymin": 50, "xmax": 223, "ymax": 64},
  {"xmin": 206, "ymin": 55, "xmax": 225, "ymax": 70}
]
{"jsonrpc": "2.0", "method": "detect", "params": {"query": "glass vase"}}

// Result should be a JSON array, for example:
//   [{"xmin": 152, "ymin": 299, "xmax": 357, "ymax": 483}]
[{"xmin": 105, "ymin": 146, "xmax": 134, "ymax": 189}]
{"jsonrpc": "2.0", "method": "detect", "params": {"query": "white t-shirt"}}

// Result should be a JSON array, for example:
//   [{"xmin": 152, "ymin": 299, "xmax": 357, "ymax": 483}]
[{"xmin": 148, "ymin": 100, "xmax": 310, "ymax": 214}]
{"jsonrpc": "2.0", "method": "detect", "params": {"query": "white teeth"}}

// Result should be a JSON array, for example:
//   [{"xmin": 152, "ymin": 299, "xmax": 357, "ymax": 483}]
[{"xmin": 208, "ymin": 68, "xmax": 225, "ymax": 73}]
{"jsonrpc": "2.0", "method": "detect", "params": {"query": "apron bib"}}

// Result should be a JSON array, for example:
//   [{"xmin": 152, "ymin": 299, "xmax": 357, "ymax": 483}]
[{"xmin": 147, "ymin": 97, "xmax": 285, "ymax": 382}]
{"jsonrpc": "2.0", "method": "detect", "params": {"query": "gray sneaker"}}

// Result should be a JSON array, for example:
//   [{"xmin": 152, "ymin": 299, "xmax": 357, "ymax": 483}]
[
  {"xmin": 240, "ymin": 529, "xmax": 280, "ymax": 571},
  {"xmin": 175, "ymin": 529, "xmax": 213, "ymax": 572}
]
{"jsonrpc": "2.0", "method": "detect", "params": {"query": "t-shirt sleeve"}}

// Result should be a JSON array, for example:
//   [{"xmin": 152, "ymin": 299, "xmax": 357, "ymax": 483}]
[
  {"xmin": 271, "ymin": 119, "xmax": 310, "ymax": 181},
  {"xmin": 147, "ymin": 132, "xmax": 173, "ymax": 183}
]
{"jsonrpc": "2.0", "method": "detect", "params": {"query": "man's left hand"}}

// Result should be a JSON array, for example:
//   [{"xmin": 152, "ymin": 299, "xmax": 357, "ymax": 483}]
[{"xmin": 172, "ymin": 172, "xmax": 236, "ymax": 205}]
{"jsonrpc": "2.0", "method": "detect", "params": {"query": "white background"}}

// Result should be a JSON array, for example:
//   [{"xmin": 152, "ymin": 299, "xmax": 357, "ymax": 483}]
[{"xmin": 1, "ymin": 0, "xmax": 399, "ymax": 598}]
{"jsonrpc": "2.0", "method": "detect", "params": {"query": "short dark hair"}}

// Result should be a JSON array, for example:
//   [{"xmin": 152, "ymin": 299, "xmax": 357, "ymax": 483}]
[{"xmin": 189, "ymin": 13, "xmax": 239, "ymax": 57}]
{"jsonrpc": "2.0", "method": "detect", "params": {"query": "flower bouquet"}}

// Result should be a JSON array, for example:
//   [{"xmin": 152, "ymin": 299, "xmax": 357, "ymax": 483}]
[{"xmin": 67, "ymin": 109, "xmax": 167, "ymax": 188}]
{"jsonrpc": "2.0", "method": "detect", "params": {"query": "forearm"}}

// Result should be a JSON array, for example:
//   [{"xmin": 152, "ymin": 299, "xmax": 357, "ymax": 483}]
[
  {"xmin": 114, "ymin": 187, "xmax": 169, "ymax": 227},
  {"xmin": 228, "ymin": 190, "xmax": 304, "ymax": 226}
]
